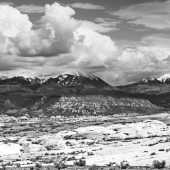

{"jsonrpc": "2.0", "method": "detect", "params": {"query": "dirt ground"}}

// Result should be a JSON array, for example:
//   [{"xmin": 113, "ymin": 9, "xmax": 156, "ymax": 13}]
[{"xmin": 1, "ymin": 112, "xmax": 170, "ymax": 169}]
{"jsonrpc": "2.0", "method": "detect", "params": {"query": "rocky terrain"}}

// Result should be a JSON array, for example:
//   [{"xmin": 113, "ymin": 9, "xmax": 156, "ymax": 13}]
[
  {"xmin": 1, "ymin": 72, "xmax": 170, "ymax": 110},
  {"xmin": 0, "ymin": 95, "xmax": 162, "ymax": 119},
  {"xmin": 1, "ymin": 72, "xmax": 170, "ymax": 169},
  {"xmin": 0, "ymin": 113, "xmax": 170, "ymax": 169},
  {"xmin": 47, "ymin": 96, "xmax": 160, "ymax": 115}
]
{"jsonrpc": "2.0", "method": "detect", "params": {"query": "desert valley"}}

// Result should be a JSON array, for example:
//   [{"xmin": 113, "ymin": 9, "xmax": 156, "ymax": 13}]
[{"xmin": 0, "ymin": 72, "xmax": 170, "ymax": 169}]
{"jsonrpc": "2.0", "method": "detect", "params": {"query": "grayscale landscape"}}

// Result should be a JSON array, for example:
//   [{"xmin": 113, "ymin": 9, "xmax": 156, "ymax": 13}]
[
  {"xmin": 0, "ymin": 72, "xmax": 170, "ymax": 169},
  {"xmin": 0, "ymin": 0, "xmax": 170, "ymax": 169}
]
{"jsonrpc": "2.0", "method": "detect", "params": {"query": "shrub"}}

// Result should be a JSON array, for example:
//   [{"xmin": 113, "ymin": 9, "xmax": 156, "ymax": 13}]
[
  {"xmin": 152, "ymin": 160, "xmax": 166, "ymax": 169},
  {"xmin": 166, "ymin": 148, "xmax": 170, "ymax": 152},
  {"xmin": 54, "ymin": 160, "xmax": 67, "ymax": 169},
  {"xmin": 67, "ymin": 156, "xmax": 76, "ymax": 161},
  {"xmin": 35, "ymin": 162, "xmax": 42, "ymax": 170},
  {"xmin": 74, "ymin": 158, "xmax": 86, "ymax": 166},
  {"xmin": 150, "ymin": 152, "xmax": 156, "ymax": 156},
  {"xmin": 107, "ymin": 162, "xmax": 118, "ymax": 167},
  {"xmin": 87, "ymin": 152, "xmax": 94, "ymax": 156},
  {"xmin": 42, "ymin": 158, "xmax": 53, "ymax": 164},
  {"xmin": 1, "ymin": 164, "xmax": 6, "ymax": 170},
  {"xmin": 16, "ymin": 163, "xmax": 21, "ymax": 168},
  {"xmin": 6, "ymin": 162, "xmax": 13, "ymax": 166},
  {"xmin": 88, "ymin": 164, "xmax": 99, "ymax": 170},
  {"xmin": 120, "ymin": 160, "xmax": 129, "ymax": 169},
  {"xmin": 35, "ymin": 156, "xmax": 41, "ymax": 161},
  {"xmin": 107, "ymin": 162, "xmax": 113, "ymax": 167}
]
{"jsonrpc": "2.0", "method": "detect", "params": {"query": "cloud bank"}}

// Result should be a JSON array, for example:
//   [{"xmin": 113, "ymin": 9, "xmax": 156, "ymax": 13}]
[
  {"xmin": 0, "ymin": 2, "xmax": 170, "ymax": 85},
  {"xmin": 110, "ymin": 0, "xmax": 170, "ymax": 30},
  {"xmin": 17, "ymin": 4, "xmax": 45, "ymax": 13},
  {"xmin": 68, "ymin": 3, "xmax": 105, "ymax": 10},
  {"xmin": 10, "ymin": 3, "xmax": 79, "ymax": 57}
]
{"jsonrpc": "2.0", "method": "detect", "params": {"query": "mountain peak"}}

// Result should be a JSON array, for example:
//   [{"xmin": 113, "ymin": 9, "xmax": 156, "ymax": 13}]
[
  {"xmin": 139, "ymin": 73, "xmax": 170, "ymax": 85},
  {"xmin": 141, "ymin": 77, "xmax": 159, "ymax": 83},
  {"xmin": 157, "ymin": 74, "xmax": 170, "ymax": 83},
  {"xmin": 60, "ymin": 70, "xmax": 99, "ymax": 80},
  {"xmin": 0, "ymin": 72, "xmax": 8, "ymax": 80}
]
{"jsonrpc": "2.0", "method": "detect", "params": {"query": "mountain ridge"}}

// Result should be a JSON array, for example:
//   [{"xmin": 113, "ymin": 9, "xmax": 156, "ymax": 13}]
[
  {"xmin": 0, "ymin": 71, "xmax": 170, "ymax": 111},
  {"xmin": 1, "ymin": 72, "xmax": 170, "ymax": 86},
  {"xmin": 0, "ymin": 71, "xmax": 114, "ymax": 96},
  {"xmin": 140, "ymin": 74, "xmax": 170, "ymax": 85}
]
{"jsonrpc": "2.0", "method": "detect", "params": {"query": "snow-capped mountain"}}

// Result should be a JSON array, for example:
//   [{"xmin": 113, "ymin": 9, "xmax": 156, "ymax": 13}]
[
  {"xmin": 0, "ymin": 71, "xmax": 111, "ymax": 89},
  {"xmin": 140, "ymin": 74, "xmax": 170, "ymax": 84},
  {"xmin": 45, "ymin": 71, "xmax": 111, "ymax": 88},
  {"xmin": 0, "ymin": 72, "xmax": 8, "ymax": 81},
  {"xmin": 37, "ymin": 74, "xmax": 58, "ymax": 84},
  {"xmin": 157, "ymin": 74, "xmax": 170, "ymax": 84},
  {"xmin": 0, "ymin": 76, "xmax": 8, "ymax": 81},
  {"xmin": 141, "ymin": 77, "xmax": 162, "ymax": 84},
  {"xmin": 2, "ymin": 72, "xmax": 170, "ymax": 87}
]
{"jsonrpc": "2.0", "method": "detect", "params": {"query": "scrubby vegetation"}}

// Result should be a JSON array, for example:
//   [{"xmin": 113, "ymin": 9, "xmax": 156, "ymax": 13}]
[
  {"xmin": 120, "ymin": 161, "xmax": 129, "ymax": 169},
  {"xmin": 74, "ymin": 158, "xmax": 86, "ymax": 166},
  {"xmin": 152, "ymin": 160, "xmax": 166, "ymax": 169}
]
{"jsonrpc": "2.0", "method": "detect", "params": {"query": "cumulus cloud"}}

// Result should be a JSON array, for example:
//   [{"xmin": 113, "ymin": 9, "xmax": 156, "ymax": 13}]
[
  {"xmin": 71, "ymin": 29, "xmax": 118, "ymax": 67},
  {"xmin": 0, "ymin": 5, "xmax": 32, "ymax": 37},
  {"xmin": 9, "ymin": 3, "xmax": 80, "ymax": 57},
  {"xmin": 0, "ymin": 5, "xmax": 32, "ymax": 56},
  {"xmin": 68, "ymin": 3, "xmax": 105, "ymax": 10},
  {"xmin": 0, "ymin": 3, "xmax": 170, "ymax": 85},
  {"xmin": 17, "ymin": 4, "xmax": 45, "ymax": 13},
  {"xmin": 110, "ymin": 0, "xmax": 170, "ymax": 30}
]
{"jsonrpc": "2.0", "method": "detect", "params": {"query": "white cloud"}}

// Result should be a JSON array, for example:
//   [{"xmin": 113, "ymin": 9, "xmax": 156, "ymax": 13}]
[
  {"xmin": 17, "ymin": 4, "xmax": 44, "ymax": 13},
  {"xmin": 71, "ymin": 29, "xmax": 118, "ymax": 67},
  {"xmin": 68, "ymin": 3, "xmax": 105, "ymax": 10},
  {"xmin": 0, "ymin": 5, "xmax": 32, "ymax": 37},
  {"xmin": 9, "ymin": 3, "xmax": 80, "ymax": 57},
  {"xmin": 110, "ymin": 0, "xmax": 170, "ymax": 30},
  {"xmin": 0, "ymin": 5, "xmax": 32, "ymax": 55},
  {"xmin": 0, "ymin": 3, "xmax": 170, "ymax": 85},
  {"xmin": 78, "ymin": 18, "xmax": 119, "ymax": 33},
  {"xmin": 0, "ymin": 2, "xmax": 14, "ymax": 6}
]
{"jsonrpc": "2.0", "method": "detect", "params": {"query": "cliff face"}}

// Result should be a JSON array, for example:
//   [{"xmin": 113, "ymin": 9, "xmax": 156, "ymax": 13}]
[
  {"xmin": 46, "ymin": 96, "xmax": 161, "ymax": 115},
  {"xmin": 0, "ymin": 95, "xmax": 161, "ymax": 117},
  {"xmin": 0, "ymin": 73, "xmax": 168, "ymax": 113}
]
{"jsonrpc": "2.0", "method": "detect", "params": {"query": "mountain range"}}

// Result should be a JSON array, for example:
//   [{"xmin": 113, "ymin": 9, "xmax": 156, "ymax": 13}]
[
  {"xmin": 141, "ymin": 74, "xmax": 170, "ymax": 84},
  {"xmin": 0, "ymin": 71, "xmax": 111, "ymax": 87},
  {"xmin": 119, "ymin": 74, "xmax": 170, "ymax": 95},
  {"xmin": 1, "ymin": 72, "xmax": 170, "ymax": 86},
  {"xmin": 1, "ymin": 72, "xmax": 170, "ymax": 95},
  {"xmin": 0, "ymin": 71, "xmax": 170, "ymax": 114}
]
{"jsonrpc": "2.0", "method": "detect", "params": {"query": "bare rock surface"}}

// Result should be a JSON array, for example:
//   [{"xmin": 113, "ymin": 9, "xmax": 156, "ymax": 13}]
[{"xmin": 0, "ymin": 118, "xmax": 170, "ymax": 167}]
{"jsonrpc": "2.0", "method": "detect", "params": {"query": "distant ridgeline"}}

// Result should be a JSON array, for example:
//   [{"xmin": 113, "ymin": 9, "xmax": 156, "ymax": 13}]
[
  {"xmin": 0, "ymin": 71, "xmax": 170, "ymax": 115},
  {"xmin": 0, "ymin": 95, "xmax": 162, "ymax": 117}
]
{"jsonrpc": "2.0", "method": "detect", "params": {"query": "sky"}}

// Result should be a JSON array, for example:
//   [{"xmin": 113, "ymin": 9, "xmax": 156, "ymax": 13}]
[{"xmin": 0, "ymin": 0, "xmax": 170, "ymax": 85}]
